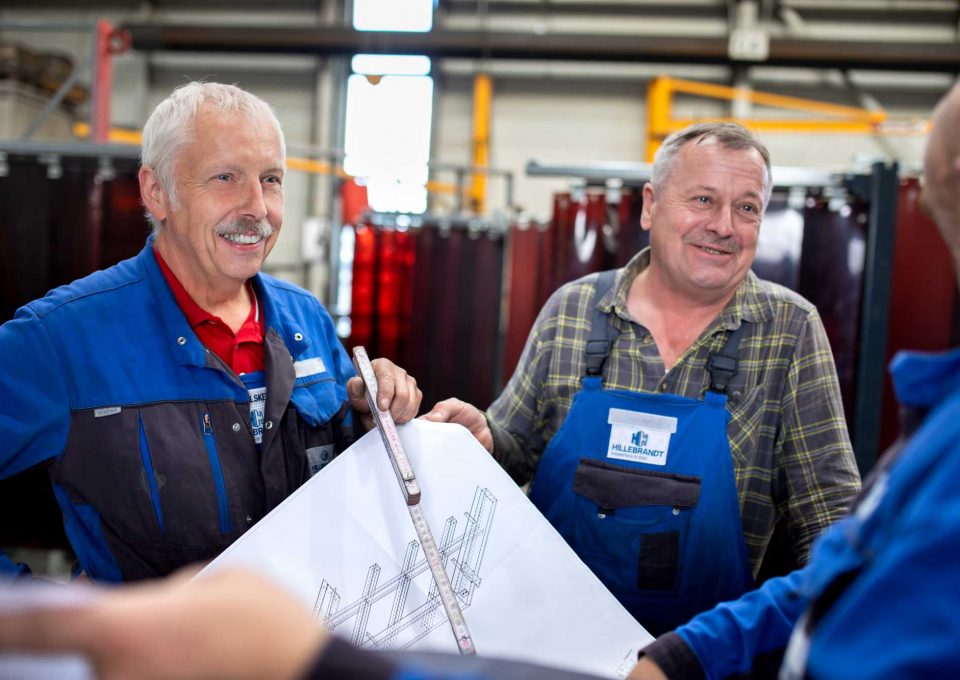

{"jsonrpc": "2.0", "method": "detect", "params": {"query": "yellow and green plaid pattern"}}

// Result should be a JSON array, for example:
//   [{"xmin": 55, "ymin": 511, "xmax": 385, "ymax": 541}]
[{"xmin": 487, "ymin": 248, "xmax": 861, "ymax": 572}]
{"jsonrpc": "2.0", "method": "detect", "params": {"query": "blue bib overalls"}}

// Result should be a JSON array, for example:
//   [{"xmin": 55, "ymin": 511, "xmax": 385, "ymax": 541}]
[{"xmin": 528, "ymin": 271, "xmax": 754, "ymax": 634}]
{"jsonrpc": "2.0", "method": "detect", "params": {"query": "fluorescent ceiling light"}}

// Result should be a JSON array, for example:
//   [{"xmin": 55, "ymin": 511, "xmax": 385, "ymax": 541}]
[
  {"xmin": 353, "ymin": 0, "xmax": 433, "ymax": 32},
  {"xmin": 352, "ymin": 54, "xmax": 432, "ymax": 76}
]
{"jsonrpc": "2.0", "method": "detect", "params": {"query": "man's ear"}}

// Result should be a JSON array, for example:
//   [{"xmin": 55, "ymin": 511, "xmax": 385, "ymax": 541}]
[
  {"xmin": 640, "ymin": 182, "xmax": 656, "ymax": 232},
  {"xmin": 139, "ymin": 165, "xmax": 168, "ymax": 224}
]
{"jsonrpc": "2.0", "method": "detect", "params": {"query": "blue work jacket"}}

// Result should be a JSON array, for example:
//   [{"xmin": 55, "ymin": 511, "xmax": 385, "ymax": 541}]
[
  {"xmin": 646, "ymin": 346, "xmax": 960, "ymax": 679},
  {"xmin": 0, "ymin": 242, "xmax": 356, "ymax": 581}
]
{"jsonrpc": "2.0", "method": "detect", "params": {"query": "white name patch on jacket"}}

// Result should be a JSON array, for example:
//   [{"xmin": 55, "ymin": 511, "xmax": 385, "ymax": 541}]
[
  {"xmin": 294, "ymin": 356, "xmax": 326, "ymax": 379},
  {"xmin": 606, "ymin": 408, "xmax": 677, "ymax": 466},
  {"xmin": 248, "ymin": 386, "xmax": 267, "ymax": 444}
]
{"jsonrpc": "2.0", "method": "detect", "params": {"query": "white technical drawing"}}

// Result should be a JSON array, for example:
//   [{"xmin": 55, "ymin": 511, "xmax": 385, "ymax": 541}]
[
  {"xmin": 201, "ymin": 421, "xmax": 650, "ymax": 677},
  {"xmin": 313, "ymin": 486, "xmax": 496, "ymax": 650}
]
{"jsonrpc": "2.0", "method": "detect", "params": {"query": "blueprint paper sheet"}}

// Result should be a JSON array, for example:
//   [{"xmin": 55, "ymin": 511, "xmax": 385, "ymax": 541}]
[{"xmin": 205, "ymin": 420, "xmax": 651, "ymax": 678}]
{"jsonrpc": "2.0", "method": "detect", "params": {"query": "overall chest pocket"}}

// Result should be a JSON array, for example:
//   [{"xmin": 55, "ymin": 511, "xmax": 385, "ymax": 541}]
[{"xmin": 571, "ymin": 458, "xmax": 701, "ymax": 595}]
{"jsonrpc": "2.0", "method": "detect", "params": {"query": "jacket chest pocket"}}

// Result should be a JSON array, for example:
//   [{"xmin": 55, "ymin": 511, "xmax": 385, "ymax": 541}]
[
  {"xmin": 60, "ymin": 402, "xmax": 257, "ymax": 549},
  {"xmin": 571, "ymin": 458, "xmax": 701, "ymax": 595},
  {"xmin": 291, "ymin": 378, "xmax": 351, "ymax": 476},
  {"xmin": 291, "ymin": 374, "xmax": 344, "ymax": 427}
]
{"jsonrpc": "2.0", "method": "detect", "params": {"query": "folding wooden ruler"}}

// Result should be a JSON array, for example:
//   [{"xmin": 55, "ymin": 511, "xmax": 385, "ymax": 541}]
[{"xmin": 352, "ymin": 346, "xmax": 476, "ymax": 656}]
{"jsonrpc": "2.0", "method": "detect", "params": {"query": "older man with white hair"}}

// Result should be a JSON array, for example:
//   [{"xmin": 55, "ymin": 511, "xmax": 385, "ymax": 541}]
[{"xmin": 0, "ymin": 82, "xmax": 421, "ymax": 582}]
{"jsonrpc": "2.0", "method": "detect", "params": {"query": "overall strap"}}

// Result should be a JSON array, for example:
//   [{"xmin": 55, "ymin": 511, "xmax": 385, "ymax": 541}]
[
  {"xmin": 706, "ymin": 323, "xmax": 748, "ymax": 394},
  {"xmin": 584, "ymin": 270, "xmax": 620, "ymax": 378}
]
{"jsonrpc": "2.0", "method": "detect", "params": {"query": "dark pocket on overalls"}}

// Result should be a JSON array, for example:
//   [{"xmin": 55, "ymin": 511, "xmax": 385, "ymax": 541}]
[{"xmin": 571, "ymin": 458, "xmax": 701, "ymax": 595}]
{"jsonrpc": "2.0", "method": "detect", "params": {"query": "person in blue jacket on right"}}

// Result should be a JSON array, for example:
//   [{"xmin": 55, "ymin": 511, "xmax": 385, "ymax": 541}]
[{"xmin": 629, "ymin": 78, "xmax": 960, "ymax": 680}]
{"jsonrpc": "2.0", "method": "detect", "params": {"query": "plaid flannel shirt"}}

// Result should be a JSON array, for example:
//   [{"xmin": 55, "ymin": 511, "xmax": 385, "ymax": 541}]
[{"xmin": 488, "ymin": 248, "xmax": 861, "ymax": 571}]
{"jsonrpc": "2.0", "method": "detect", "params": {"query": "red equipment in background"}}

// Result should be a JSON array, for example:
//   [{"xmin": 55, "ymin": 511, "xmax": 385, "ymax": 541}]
[
  {"xmin": 349, "ymin": 224, "xmax": 416, "ymax": 364},
  {"xmin": 340, "ymin": 178, "xmax": 369, "ymax": 227},
  {"xmin": 0, "ymin": 155, "xmax": 145, "ymax": 322},
  {"xmin": 346, "ymin": 216, "xmax": 506, "ymax": 410},
  {"xmin": 880, "ymin": 178, "xmax": 960, "ymax": 450},
  {"xmin": 501, "ymin": 220, "xmax": 553, "ymax": 387},
  {"xmin": 0, "ymin": 152, "xmax": 147, "ymax": 556},
  {"xmin": 501, "ymin": 186, "xmax": 647, "ymax": 384}
]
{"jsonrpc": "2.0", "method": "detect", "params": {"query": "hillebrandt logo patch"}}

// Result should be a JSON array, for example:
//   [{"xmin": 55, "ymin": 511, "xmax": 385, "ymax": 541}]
[
  {"xmin": 248, "ymin": 386, "xmax": 267, "ymax": 445},
  {"xmin": 606, "ymin": 408, "xmax": 677, "ymax": 466}
]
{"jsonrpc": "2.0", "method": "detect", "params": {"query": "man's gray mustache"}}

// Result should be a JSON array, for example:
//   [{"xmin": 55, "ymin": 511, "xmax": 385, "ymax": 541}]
[{"xmin": 216, "ymin": 219, "xmax": 275, "ymax": 239}]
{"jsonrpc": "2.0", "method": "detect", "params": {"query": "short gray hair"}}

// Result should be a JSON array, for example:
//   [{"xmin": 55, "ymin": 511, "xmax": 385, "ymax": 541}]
[
  {"xmin": 141, "ymin": 81, "xmax": 286, "ymax": 233},
  {"xmin": 651, "ymin": 122, "xmax": 772, "ymax": 202}
]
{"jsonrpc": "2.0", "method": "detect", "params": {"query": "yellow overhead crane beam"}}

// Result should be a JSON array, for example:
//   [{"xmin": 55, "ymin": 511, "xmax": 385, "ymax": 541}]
[
  {"xmin": 646, "ymin": 75, "xmax": 929, "ymax": 162},
  {"xmin": 73, "ymin": 122, "xmax": 144, "ymax": 146},
  {"xmin": 71, "ymin": 122, "xmax": 465, "ymax": 198}
]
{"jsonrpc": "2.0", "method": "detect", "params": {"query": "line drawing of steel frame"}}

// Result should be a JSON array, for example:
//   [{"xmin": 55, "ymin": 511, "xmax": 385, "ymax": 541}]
[{"xmin": 313, "ymin": 486, "xmax": 496, "ymax": 650}]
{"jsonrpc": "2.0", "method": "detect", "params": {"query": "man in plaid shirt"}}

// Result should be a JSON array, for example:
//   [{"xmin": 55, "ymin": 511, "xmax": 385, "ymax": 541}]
[{"xmin": 425, "ymin": 122, "xmax": 861, "ymax": 634}]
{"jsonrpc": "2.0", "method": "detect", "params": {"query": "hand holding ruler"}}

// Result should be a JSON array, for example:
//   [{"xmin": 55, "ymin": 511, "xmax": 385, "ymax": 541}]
[{"xmin": 351, "ymin": 346, "xmax": 476, "ymax": 656}]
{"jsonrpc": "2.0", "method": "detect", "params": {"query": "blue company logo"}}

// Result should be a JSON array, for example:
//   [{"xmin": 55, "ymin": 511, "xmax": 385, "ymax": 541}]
[
  {"xmin": 612, "ymin": 427, "xmax": 663, "ymax": 458},
  {"xmin": 251, "ymin": 409, "xmax": 264, "ymax": 430}
]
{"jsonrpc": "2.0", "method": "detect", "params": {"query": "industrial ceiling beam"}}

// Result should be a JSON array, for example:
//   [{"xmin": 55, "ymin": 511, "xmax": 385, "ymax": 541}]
[
  {"xmin": 439, "ymin": 0, "xmax": 728, "ymax": 19},
  {"xmin": 441, "ymin": 0, "xmax": 957, "ymax": 24},
  {"xmin": 7, "ymin": 0, "xmax": 951, "ymax": 22},
  {"xmin": 121, "ymin": 23, "xmax": 960, "ymax": 72}
]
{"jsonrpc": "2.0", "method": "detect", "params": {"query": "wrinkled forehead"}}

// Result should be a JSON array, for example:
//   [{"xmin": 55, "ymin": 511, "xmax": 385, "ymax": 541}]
[
  {"xmin": 188, "ymin": 107, "xmax": 285, "ymax": 159},
  {"xmin": 195, "ymin": 103, "xmax": 282, "ymax": 138},
  {"xmin": 679, "ymin": 138, "xmax": 771, "ymax": 191}
]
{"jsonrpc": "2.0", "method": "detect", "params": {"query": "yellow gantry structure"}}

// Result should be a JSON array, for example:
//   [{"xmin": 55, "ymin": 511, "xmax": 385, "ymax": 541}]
[
  {"xmin": 646, "ymin": 75, "xmax": 928, "ymax": 162},
  {"xmin": 470, "ymin": 73, "xmax": 493, "ymax": 214}
]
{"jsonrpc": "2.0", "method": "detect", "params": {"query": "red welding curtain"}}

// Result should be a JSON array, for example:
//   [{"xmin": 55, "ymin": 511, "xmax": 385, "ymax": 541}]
[
  {"xmin": 501, "ymin": 189, "xmax": 647, "ymax": 384},
  {"xmin": 348, "ymin": 223, "xmax": 505, "ymax": 411}
]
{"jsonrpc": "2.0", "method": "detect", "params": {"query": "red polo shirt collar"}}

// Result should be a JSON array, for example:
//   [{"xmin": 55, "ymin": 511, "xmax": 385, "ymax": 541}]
[{"xmin": 153, "ymin": 248, "xmax": 265, "ymax": 374}]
